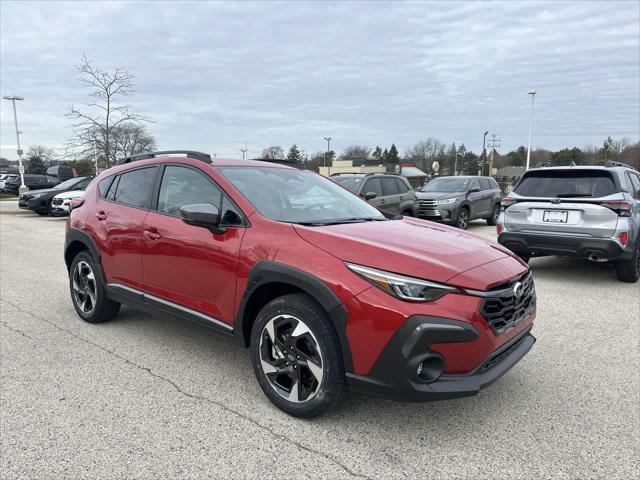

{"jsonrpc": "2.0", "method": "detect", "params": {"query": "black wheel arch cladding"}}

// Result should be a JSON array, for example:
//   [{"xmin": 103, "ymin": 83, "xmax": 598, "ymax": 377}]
[{"xmin": 236, "ymin": 260, "xmax": 354, "ymax": 372}]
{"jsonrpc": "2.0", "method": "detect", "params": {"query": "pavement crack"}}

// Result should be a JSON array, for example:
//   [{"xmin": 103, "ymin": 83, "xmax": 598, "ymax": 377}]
[
  {"xmin": 0, "ymin": 300, "xmax": 371, "ymax": 480},
  {"xmin": 0, "ymin": 320, "xmax": 34, "ymax": 339}
]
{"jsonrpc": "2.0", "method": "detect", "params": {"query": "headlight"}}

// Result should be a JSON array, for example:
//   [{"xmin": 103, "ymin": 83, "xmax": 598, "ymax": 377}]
[
  {"xmin": 346, "ymin": 263, "xmax": 459, "ymax": 302},
  {"xmin": 435, "ymin": 198, "xmax": 456, "ymax": 205},
  {"xmin": 29, "ymin": 193, "xmax": 42, "ymax": 199}
]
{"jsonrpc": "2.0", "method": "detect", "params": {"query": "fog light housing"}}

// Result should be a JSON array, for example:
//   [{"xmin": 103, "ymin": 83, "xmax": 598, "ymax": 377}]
[{"xmin": 409, "ymin": 352, "xmax": 445, "ymax": 383}]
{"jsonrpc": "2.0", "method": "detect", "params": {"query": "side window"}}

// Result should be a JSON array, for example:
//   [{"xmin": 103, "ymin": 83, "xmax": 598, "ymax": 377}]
[
  {"xmin": 106, "ymin": 176, "xmax": 119, "ymax": 201},
  {"xmin": 480, "ymin": 178, "xmax": 491, "ymax": 190},
  {"xmin": 157, "ymin": 165, "xmax": 221, "ymax": 216},
  {"xmin": 381, "ymin": 177, "xmax": 399, "ymax": 196},
  {"xmin": 469, "ymin": 179, "xmax": 481, "ymax": 191},
  {"xmin": 395, "ymin": 178, "xmax": 409, "ymax": 194},
  {"xmin": 490, "ymin": 178, "xmax": 500, "ymax": 190},
  {"xmin": 113, "ymin": 167, "xmax": 157, "ymax": 209},
  {"xmin": 627, "ymin": 172, "xmax": 640, "ymax": 199},
  {"xmin": 363, "ymin": 178, "xmax": 383, "ymax": 197},
  {"xmin": 98, "ymin": 176, "xmax": 114, "ymax": 197}
]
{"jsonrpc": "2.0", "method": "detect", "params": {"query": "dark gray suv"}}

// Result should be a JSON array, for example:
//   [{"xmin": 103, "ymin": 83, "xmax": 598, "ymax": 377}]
[
  {"xmin": 415, "ymin": 176, "xmax": 502, "ymax": 229},
  {"xmin": 331, "ymin": 173, "xmax": 418, "ymax": 216}
]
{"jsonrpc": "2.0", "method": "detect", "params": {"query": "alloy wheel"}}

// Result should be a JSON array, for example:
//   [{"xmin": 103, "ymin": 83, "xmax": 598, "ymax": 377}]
[
  {"xmin": 457, "ymin": 209, "xmax": 469, "ymax": 229},
  {"xmin": 259, "ymin": 314, "xmax": 324, "ymax": 403},
  {"xmin": 492, "ymin": 206, "xmax": 500, "ymax": 223},
  {"xmin": 72, "ymin": 261, "xmax": 97, "ymax": 314}
]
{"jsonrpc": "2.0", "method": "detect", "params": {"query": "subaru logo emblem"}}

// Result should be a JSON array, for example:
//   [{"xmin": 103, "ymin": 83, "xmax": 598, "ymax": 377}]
[{"xmin": 513, "ymin": 281, "xmax": 524, "ymax": 298}]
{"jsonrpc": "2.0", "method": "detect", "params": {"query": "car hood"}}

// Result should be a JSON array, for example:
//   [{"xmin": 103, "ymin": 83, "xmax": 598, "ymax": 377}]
[
  {"xmin": 21, "ymin": 188, "xmax": 61, "ymax": 198},
  {"xmin": 53, "ymin": 190, "xmax": 86, "ymax": 200},
  {"xmin": 294, "ymin": 217, "xmax": 523, "ymax": 287},
  {"xmin": 415, "ymin": 191, "xmax": 464, "ymax": 200}
]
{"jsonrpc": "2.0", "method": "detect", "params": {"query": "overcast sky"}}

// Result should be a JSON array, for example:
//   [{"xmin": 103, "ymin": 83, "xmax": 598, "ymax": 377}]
[{"xmin": 1, "ymin": 0, "xmax": 639, "ymax": 160}]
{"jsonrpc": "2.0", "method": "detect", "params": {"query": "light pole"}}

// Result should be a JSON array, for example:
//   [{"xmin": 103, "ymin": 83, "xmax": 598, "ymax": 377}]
[
  {"xmin": 3, "ymin": 95, "xmax": 26, "ymax": 191},
  {"xmin": 481, "ymin": 131, "xmax": 488, "ymax": 176},
  {"xmin": 323, "ymin": 137, "xmax": 331, "ymax": 167},
  {"xmin": 526, "ymin": 90, "xmax": 536, "ymax": 171}
]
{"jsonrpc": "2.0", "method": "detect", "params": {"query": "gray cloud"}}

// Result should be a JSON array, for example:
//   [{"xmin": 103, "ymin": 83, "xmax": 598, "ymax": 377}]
[{"xmin": 1, "ymin": 0, "xmax": 638, "ymax": 160}]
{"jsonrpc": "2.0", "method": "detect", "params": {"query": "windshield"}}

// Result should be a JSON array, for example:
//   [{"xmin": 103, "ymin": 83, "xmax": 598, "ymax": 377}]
[
  {"xmin": 218, "ymin": 167, "xmax": 385, "ymax": 224},
  {"xmin": 515, "ymin": 171, "xmax": 617, "ymax": 198},
  {"xmin": 331, "ymin": 176, "xmax": 365, "ymax": 193},
  {"xmin": 421, "ymin": 177, "xmax": 470, "ymax": 192},
  {"xmin": 54, "ymin": 177, "xmax": 84, "ymax": 190}
]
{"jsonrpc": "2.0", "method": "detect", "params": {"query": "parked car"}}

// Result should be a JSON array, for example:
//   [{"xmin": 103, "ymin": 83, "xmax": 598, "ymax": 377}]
[
  {"xmin": 0, "ymin": 174, "xmax": 19, "ymax": 191},
  {"xmin": 497, "ymin": 162, "xmax": 640, "ymax": 282},
  {"xmin": 330, "ymin": 173, "xmax": 418, "ymax": 216},
  {"xmin": 2, "ymin": 174, "xmax": 59, "ymax": 196},
  {"xmin": 47, "ymin": 165, "xmax": 75, "ymax": 181},
  {"xmin": 50, "ymin": 187, "xmax": 92, "ymax": 216},
  {"xmin": 65, "ymin": 151, "xmax": 536, "ymax": 418},
  {"xmin": 415, "ymin": 176, "xmax": 502, "ymax": 229},
  {"xmin": 19, "ymin": 176, "xmax": 93, "ymax": 215}
]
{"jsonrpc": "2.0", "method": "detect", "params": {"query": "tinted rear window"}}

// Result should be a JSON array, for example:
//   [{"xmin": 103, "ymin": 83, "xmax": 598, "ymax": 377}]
[
  {"xmin": 515, "ymin": 170, "xmax": 618, "ymax": 198},
  {"xmin": 112, "ymin": 167, "xmax": 157, "ymax": 208}
]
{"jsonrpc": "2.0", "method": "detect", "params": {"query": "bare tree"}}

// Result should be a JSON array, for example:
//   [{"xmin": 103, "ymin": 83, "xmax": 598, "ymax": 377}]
[
  {"xmin": 112, "ymin": 123, "xmax": 157, "ymax": 159},
  {"xmin": 340, "ymin": 145, "xmax": 371, "ymax": 159},
  {"xmin": 405, "ymin": 138, "xmax": 446, "ymax": 171},
  {"xmin": 66, "ymin": 54, "xmax": 150, "ymax": 166},
  {"xmin": 261, "ymin": 146, "xmax": 285, "ymax": 160}
]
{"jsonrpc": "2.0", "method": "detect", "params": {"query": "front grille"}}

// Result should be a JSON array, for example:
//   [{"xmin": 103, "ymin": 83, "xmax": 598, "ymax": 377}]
[
  {"xmin": 52, "ymin": 198, "xmax": 63, "ymax": 206},
  {"xmin": 418, "ymin": 199, "xmax": 441, "ymax": 217},
  {"xmin": 480, "ymin": 273, "xmax": 536, "ymax": 335}
]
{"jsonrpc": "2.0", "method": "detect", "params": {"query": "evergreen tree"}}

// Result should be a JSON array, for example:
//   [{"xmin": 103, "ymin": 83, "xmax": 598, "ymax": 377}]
[
  {"xmin": 372, "ymin": 146, "xmax": 383, "ymax": 161},
  {"xmin": 382, "ymin": 148, "xmax": 389, "ymax": 164},
  {"xmin": 388, "ymin": 144, "xmax": 399, "ymax": 165},
  {"xmin": 27, "ymin": 156, "xmax": 46, "ymax": 174},
  {"xmin": 286, "ymin": 144, "xmax": 303, "ymax": 162}
]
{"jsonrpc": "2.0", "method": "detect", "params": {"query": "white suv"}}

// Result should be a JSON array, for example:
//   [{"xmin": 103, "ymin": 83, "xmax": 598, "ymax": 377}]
[{"xmin": 497, "ymin": 162, "xmax": 640, "ymax": 282}]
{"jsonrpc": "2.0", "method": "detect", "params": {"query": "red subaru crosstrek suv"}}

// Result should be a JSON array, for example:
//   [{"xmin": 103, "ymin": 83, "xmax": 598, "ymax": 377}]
[{"xmin": 64, "ymin": 151, "xmax": 536, "ymax": 417}]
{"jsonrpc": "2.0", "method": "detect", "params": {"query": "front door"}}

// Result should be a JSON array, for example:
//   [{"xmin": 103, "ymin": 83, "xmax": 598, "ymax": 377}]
[{"xmin": 141, "ymin": 164, "xmax": 247, "ymax": 325}]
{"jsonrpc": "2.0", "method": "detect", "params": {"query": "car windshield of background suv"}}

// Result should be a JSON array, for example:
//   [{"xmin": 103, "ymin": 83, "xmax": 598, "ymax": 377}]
[
  {"xmin": 219, "ymin": 167, "xmax": 385, "ymax": 225},
  {"xmin": 421, "ymin": 177, "xmax": 470, "ymax": 192},
  {"xmin": 331, "ymin": 176, "xmax": 364, "ymax": 193}
]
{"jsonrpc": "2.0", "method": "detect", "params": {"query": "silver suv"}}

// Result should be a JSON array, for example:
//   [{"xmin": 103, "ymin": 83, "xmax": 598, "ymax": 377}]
[{"xmin": 497, "ymin": 162, "xmax": 640, "ymax": 282}]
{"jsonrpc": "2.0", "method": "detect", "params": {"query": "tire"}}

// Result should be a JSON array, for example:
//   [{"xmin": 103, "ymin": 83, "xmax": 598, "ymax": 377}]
[
  {"xmin": 518, "ymin": 253, "xmax": 531, "ymax": 264},
  {"xmin": 615, "ymin": 240, "xmax": 640, "ymax": 283},
  {"xmin": 486, "ymin": 204, "xmax": 500, "ymax": 226},
  {"xmin": 69, "ymin": 251, "xmax": 121, "ymax": 323},
  {"xmin": 250, "ymin": 293, "xmax": 345, "ymax": 418},
  {"xmin": 456, "ymin": 207, "xmax": 470, "ymax": 230},
  {"xmin": 401, "ymin": 210, "xmax": 414, "ymax": 217}
]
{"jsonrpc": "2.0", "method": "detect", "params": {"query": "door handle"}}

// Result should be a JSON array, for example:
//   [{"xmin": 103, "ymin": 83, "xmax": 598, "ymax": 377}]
[
  {"xmin": 95, "ymin": 211, "xmax": 107, "ymax": 221},
  {"xmin": 143, "ymin": 230, "xmax": 161, "ymax": 240}
]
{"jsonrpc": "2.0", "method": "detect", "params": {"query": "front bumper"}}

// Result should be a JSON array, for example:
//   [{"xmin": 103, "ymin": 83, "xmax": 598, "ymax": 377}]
[
  {"xmin": 498, "ymin": 231, "xmax": 631, "ymax": 260},
  {"xmin": 346, "ymin": 315, "xmax": 535, "ymax": 402}
]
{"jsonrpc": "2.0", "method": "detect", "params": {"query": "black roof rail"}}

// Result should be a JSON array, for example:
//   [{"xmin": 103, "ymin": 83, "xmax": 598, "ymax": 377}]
[
  {"xmin": 605, "ymin": 160, "xmax": 637, "ymax": 171},
  {"xmin": 117, "ymin": 150, "xmax": 212, "ymax": 165}
]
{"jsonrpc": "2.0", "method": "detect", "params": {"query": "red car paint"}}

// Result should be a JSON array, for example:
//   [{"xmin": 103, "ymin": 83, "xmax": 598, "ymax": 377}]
[{"xmin": 70, "ymin": 156, "xmax": 535, "ymax": 380}]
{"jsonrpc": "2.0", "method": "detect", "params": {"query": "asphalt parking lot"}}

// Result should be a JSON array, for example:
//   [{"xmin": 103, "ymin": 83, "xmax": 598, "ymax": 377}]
[{"xmin": 1, "ymin": 200, "xmax": 638, "ymax": 479}]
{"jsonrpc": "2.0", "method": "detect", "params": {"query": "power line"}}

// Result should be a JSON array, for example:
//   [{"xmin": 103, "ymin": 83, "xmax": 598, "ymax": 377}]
[{"xmin": 487, "ymin": 134, "xmax": 501, "ymax": 176}]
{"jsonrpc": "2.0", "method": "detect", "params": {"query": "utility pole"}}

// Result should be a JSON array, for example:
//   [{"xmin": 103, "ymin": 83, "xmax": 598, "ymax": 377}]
[
  {"xmin": 454, "ymin": 148, "xmax": 458, "ymax": 176},
  {"xmin": 3, "ymin": 95, "xmax": 26, "ymax": 191},
  {"xmin": 526, "ymin": 90, "xmax": 536, "ymax": 171},
  {"xmin": 487, "ymin": 134, "xmax": 501, "ymax": 177},
  {"xmin": 323, "ymin": 137, "xmax": 331, "ymax": 167},
  {"xmin": 481, "ymin": 131, "xmax": 488, "ymax": 176},
  {"xmin": 240, "ymin": 141, "xmax": 248, "ymax": 161}
]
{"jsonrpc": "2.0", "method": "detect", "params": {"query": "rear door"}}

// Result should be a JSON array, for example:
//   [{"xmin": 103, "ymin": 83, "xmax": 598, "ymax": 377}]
[
  {"xmin": 93, "ymin": 166, "xmax": 157, "ymax": 289},
  {"xmin": 466, "ymin": 178, "xmax": 485, "ymax": 218},
  {"xmin": 505, "ymin": 170, "xmax": 620, "ymax": 237}
]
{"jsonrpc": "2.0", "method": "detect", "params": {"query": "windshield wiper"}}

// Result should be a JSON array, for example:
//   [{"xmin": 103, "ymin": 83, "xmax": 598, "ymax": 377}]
[
  {"xmin": 295, "ymin": 217, "xmax": 385, "ymax": 226},
  {"xmin": 555, "ymin": 193, "xmax": 593, "ymax": 198}
]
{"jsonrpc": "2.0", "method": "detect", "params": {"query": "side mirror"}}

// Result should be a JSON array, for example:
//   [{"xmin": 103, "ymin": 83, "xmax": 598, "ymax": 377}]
[
  {"xmin": 468, "ymin": 187, "xmax": 480, "ymax": 194},
  {"xmin": 364, "ymin": 191, "xmax": 378, "ymax": 200},
  {"xmin": 180, "ymin": 203, "xmax": 224, "ymax": 233}
]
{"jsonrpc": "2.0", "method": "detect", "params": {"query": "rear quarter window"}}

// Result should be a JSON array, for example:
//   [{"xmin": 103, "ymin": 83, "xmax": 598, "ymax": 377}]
[{"xmin": 515, "ymin": 170, "xmax": 618, "ymax": 198}]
